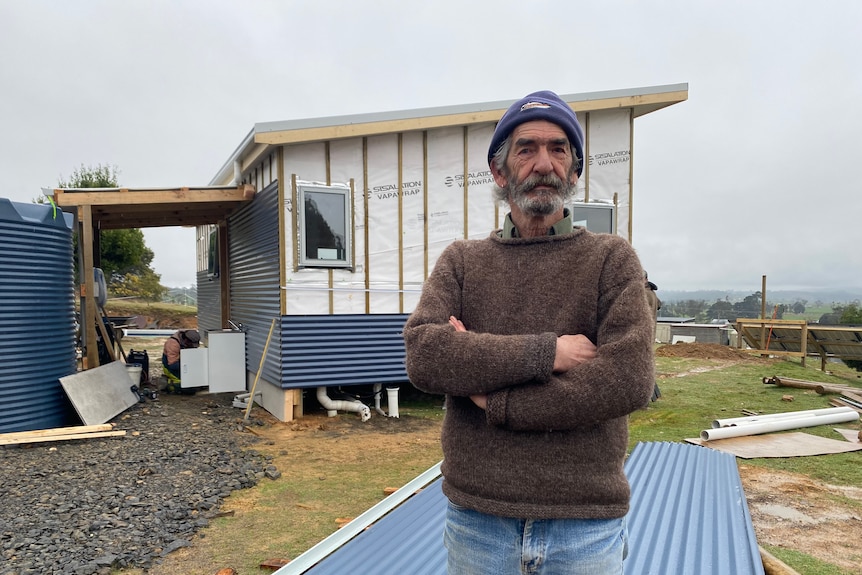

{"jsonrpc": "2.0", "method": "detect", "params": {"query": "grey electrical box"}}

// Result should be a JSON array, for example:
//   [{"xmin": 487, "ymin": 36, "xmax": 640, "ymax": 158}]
[{"xmin": 571, "ymin": 202, "xmax": 616, "ymax": 234}]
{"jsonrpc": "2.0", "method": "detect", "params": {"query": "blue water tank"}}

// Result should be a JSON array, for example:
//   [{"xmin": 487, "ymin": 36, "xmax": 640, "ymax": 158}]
[{"xmin": 0, "ymin": 198, "xmax": 78, "ymax": 433}]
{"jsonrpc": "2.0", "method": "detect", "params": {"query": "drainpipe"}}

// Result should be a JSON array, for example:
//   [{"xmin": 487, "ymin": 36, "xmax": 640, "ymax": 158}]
[
  {"xmin": 233, "ymin": 160, "xmax": 243, "ymax": 185},
  {"xmin": 712, "ymin": 406, "xmax": 855, "ymax": 429},
  {"xmin": 700, "ymin": 409, "xmax": 858, "ymax": 441},
  {"xmin": 317, "ymin": 387, "xmax": 371, "ymax": 421},
  {"xmin": 372, "ymin": 384, "xmax": 400, "ymax": 418},
  {"xmin": 373, "ymin": 384, "xmax": 386, "ymax": 417}
]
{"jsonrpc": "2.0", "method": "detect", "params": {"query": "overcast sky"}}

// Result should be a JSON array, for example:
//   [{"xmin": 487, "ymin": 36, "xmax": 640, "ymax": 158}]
[{"xmin": 2, "ymin": 0, "xmax": 860, "ymax": 294}]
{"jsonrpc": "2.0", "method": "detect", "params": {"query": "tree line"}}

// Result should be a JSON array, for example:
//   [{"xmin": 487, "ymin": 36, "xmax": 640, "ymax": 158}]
[
  {"xmin": 661, "ymin": 292, "xmax": 862, "ymax": 325},
  {"xmin": 39, "ymin": 164, "xmax": 167, "ymax": 302}
]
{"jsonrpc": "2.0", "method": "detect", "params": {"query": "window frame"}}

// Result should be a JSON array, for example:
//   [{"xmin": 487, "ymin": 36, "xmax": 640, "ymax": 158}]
[{"xmin": 297, "ymin": 182, "xmax": 353, "ymax": 270}]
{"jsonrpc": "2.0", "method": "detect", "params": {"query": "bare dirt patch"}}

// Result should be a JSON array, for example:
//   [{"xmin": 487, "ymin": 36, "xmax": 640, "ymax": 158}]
[
  {"xmin": 655, "ymin": 342, "xmax": 764, "ymax": 361},
  {"xmin": 740, "ymin": 465, "xmax": 862, "ymax": 572}
]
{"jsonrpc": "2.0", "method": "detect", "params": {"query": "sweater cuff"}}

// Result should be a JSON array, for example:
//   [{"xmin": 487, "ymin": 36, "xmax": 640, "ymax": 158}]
[
  {"xmin": 536, "ymin": 332, "xmax": 557, "ymax": 382},
  {"xmin": 485, "ymin": 387, "xmax": 509, "ymax": 426}
]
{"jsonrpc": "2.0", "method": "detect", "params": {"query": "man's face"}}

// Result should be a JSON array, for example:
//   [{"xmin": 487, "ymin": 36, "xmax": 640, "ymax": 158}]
[{"xmin": 491, "ymin": 120, "xmax": 578, "ymax": 217}]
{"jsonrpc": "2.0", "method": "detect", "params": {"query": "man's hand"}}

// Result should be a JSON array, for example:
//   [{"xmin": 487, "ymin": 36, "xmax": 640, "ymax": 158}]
[{"xmin": 553, "ymin": 334, "xmax": 596, "ymax": 373}]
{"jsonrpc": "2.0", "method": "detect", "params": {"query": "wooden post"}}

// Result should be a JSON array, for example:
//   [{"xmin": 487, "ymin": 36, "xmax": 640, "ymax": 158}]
[
  {"xmin": 760, "ymin": 275, "xmax": 767, "ymax": 358},
  {"xmin": 81, "ymin": 205, "xmax": 99, "ymax": 369}
]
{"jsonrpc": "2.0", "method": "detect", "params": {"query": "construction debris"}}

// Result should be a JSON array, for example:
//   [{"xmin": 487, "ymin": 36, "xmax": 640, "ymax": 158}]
[
  {"xmin": 0, "ymin": 424, "xmax": 126, "ymax": 446},
  {"xmin": 763, "ymin": 375, "xmax": 861, "ymax": 396},
  {"xmin": 259, "ymin": 558, "xmax": 290, "ymax": 571},
  {"xmin": 829, "ymin": 390, "xmax": 862, "ymax": 414},
  {"xmin": 701, "ymin": 406, "xmax": 859, "ymax": 441}
]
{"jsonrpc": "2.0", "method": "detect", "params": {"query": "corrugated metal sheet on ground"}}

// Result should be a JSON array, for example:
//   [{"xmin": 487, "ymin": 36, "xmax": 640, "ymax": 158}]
[
  {"xmin": 280, "ymin": 314, "xmax": 410, "ymax": 389},
  {"xmin": 624, "ymin": 441, "xmax": 763, "ymax": 575},
  {"xmin": 275, "ymin": 442, "xmax": 763, "ymax": 575}
]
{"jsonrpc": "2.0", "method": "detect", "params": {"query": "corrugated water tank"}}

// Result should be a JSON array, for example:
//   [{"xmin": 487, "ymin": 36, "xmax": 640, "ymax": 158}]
[{"xmin": 0, "ymin": 198, "xmax": 78, "ymax": 433}]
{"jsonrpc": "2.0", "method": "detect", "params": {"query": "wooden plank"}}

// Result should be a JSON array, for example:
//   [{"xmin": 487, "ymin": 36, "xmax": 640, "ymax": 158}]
[
  {"xmin": 829, "ymin": 398, "xmax": 862, "ymax": 414},
  {"xmin": 54, "ymin": 186, "xmax": 253, "ymax": 207},
  {"xmin": 815, "ymin": 383, "xmax": 859, "ymax": 395},
  {"xmin": 0, "ymin": 430, "xmax": 126, "ymax": 446},
  {"xmin": 0, "ymin": 424, "xmax": 113, "ymax": 441},
  {"xmin": 760, "ymin": 545, "xmax": 803, "ymax": 575}
]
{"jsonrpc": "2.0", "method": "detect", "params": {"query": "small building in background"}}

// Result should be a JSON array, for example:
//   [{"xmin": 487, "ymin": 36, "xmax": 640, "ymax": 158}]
[
  {"xmin": 196, "ymin": 84, "xmax": 689, "ymax": 421},
  {"xmin": 656, "ymin": 316, "xmax": 695, "ymax": 344}
]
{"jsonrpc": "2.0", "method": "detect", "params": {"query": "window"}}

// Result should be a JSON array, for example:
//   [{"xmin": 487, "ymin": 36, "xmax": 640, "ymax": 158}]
[
  {"xmin": 570, "ymin": 201, "xmax": 616, "ymax": 234},
  {"xmin": 207, "ymin": 227, "xmax": 220, "ymax": 278},
  {"xmin": 297, "ymin": 182, "xmax": 352, "ymax": 269}
]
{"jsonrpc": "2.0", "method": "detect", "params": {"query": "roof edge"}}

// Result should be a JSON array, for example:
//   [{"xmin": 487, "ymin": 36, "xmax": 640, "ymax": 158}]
[{"xmin": 211, "ymin": 83, "xmax": 688, "ymax": 184}]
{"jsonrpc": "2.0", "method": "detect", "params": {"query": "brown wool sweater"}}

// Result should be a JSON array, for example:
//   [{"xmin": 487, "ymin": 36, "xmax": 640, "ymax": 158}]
[{"xmin": 403, "ymin": 227, "xmax": 655, "ymax": 520}]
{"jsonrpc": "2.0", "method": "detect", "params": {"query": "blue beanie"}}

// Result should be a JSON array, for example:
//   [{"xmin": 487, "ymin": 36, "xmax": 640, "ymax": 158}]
[{"xmin": 488, "ymin": 90, "xmax": 585, "ymax": 176}]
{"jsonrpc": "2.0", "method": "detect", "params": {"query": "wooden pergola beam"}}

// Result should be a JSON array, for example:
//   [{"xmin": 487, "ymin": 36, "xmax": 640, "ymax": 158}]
[{"xmin": 54, "ymin": 184, "xmax": 254, "ymax": 207}]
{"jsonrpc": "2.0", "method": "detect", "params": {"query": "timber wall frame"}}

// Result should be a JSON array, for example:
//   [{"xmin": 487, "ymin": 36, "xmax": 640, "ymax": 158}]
[{"xmin": 736, "ymin": 318, "xmax": 862, "ymax": 370}]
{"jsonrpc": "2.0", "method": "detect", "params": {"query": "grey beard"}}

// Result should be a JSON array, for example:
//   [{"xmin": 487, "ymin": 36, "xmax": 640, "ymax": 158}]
[{"xmin": 507, "ymin": 174, "xmax": 574, "ymax": 217}]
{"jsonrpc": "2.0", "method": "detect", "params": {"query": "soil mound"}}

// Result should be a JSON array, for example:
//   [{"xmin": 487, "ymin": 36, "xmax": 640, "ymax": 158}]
[{"xmin": 655, "ymin": 342, "xmax": 761, "ymax": 361}]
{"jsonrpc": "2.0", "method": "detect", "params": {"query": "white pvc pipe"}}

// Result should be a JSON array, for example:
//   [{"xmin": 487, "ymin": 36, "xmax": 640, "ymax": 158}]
[
  {"xmin": 700, "ymin": 411, "xmax": 859, "ymax": 441},
  {"xmin": 316, "ymin": 387, "xmax": 371, "ymax": 421},
  {"xmin": 712, "ymin": 406, "xmax": 857, "ymax": 428},
  {"xmin": 387, "ymin": 387, "xmax": 400, "ymax": 418},
  {"xmin": 372, "ymin": 384, "xmax": 386, "ymax": 416}
]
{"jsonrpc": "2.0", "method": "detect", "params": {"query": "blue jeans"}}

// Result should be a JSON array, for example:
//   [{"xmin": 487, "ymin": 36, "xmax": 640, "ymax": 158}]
[{"xmin": 444, "ymin": 501, "xmax": 627, "ymax": 575}]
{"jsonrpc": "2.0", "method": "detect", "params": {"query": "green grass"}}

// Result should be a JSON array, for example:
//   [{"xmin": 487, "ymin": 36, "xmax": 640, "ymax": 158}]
[
  {"xmin": 632, "ymin": 356, "xmax": 862, "ymax": 486},
  {"xmin": 764, "ymin": 545, "xmax": 859, "ymax": 575}
]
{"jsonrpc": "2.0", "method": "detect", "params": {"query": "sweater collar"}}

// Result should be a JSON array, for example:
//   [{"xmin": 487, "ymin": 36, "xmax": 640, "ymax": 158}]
[{"xmin": 501, "ymin": 208, "xmax": 573, "ymax": 239}]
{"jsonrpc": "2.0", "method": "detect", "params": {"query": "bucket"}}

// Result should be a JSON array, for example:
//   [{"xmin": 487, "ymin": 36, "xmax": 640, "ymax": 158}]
[{"xmin": 126, "ymin": 364, "xmax": 143, "ymax": 386}]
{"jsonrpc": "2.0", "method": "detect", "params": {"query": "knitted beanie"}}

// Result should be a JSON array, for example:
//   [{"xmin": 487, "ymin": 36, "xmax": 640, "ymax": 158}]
[{"xmin": 488, "ymin": 90, "xmax": 585, "ymax": 176}]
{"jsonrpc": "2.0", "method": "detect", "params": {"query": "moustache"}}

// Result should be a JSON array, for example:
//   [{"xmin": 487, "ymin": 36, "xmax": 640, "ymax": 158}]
[{"xmin": 510, "ymin": 173, "xmax": 568, "ymax": 196}]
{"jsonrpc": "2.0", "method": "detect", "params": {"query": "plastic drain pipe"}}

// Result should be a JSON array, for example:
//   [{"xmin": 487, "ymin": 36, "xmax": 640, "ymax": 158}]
[
  {"xmin": 372, "ymin": 384, "xmax": 400, "ymax": 418},
  {"xmin": 712, "ymin": 406, "xmax": 856, "ymax": 428},
  {"xmin": 701, "ymin": 409, "xmax": 859, "ymax": 441},
  {"xmin": 317, "ymin": 387, "xmax": 371, "ymax": 421}
]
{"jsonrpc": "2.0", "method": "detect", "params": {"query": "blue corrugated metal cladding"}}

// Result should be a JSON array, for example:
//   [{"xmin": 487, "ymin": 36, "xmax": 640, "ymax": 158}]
[
  {"xmin": 280, "ymin": 314, "xmax": 410, "ymax": 389},
  {"xmin": 0, "ymin": 199, "xmax": 78, "ymax": 433}
]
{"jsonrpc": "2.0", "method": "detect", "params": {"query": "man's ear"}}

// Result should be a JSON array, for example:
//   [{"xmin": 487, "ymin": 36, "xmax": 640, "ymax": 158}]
[{"xmin": 490, "ymin": 159, "xmax": 508, "ymax": 188}]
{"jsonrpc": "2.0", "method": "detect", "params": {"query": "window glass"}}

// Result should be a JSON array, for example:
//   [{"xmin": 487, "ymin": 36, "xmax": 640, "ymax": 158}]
[{"xmin": 298, "ymin": 183, "xmax": 352, "ymax": 268}]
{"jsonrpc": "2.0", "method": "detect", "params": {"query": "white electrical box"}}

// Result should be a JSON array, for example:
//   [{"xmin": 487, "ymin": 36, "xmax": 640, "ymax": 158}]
[{"xmin": 207, "ymin": 331, "xmax": 246, "ymax": 393}]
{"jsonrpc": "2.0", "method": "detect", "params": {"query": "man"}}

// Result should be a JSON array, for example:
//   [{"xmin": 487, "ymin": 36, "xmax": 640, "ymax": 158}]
[
  {"xmin": 161, "ymin": 329, "xmax": 200, "ymax": 382},
  {"xmin": 644, "ymin": 271, "xmax": 662, "ymax": 323},
  {"xmin": 645, "ymin": 271, "xmax": 663, "ymax": 401},
  {"xmin": 403, "ymin": 90, "xmax": 655, "ymax": 574}
]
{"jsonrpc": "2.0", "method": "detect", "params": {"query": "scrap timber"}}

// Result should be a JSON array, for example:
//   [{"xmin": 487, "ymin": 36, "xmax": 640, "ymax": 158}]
[{"xmin": 0, "ymin": 424, "xmax": 125, "ymax": 446}]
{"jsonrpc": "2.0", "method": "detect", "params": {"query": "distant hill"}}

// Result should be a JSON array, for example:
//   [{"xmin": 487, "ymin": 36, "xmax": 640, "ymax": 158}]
[{"xmin": 659, "ymin": 289, "xmax": 862, "ymax": 305}]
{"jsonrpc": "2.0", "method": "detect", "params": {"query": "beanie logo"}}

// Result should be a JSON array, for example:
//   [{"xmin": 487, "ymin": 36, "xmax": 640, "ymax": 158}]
[{"xmin": 520, "ymin": 101, "xmax": 551, "ymax": 111}]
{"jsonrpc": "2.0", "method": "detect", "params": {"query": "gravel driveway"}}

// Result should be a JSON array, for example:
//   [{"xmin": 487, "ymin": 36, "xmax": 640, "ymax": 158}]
[{"xmin": 1, "ymin": 390, "xmax": 274, "ymax": 575}]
